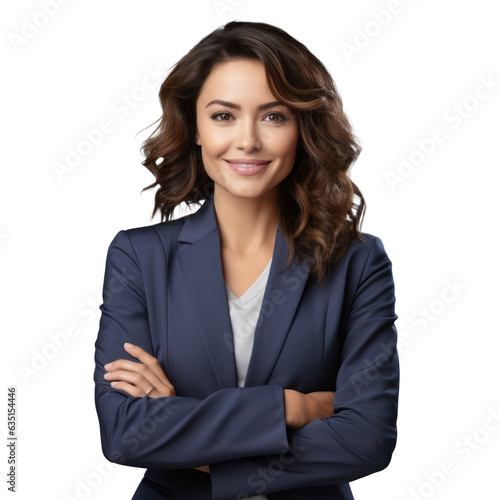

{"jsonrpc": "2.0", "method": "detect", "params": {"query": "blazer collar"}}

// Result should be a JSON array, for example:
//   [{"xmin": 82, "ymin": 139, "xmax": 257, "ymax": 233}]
[{"xmin": 177, "ymin": 193, "xmax": 311, "ymax": 389}]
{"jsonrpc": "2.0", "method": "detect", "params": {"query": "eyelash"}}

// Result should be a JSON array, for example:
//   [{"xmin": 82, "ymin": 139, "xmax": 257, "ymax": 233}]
[{"xmin": 210, "ymin": 111, "xmax": 288, "ymax": 123}]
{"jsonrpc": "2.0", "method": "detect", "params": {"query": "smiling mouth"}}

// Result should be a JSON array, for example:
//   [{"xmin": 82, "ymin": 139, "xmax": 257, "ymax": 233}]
[{"xmin": 224, "ymin": 160, "xmax": 272, "ymax": 167}]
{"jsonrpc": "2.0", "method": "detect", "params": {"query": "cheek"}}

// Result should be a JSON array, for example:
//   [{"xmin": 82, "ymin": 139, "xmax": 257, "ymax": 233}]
[
  {"xmin": 199, "ymin": 142, "xmax": 227, "ymax": 182},
  {"xmin": 198, "ymin": 120, "xmax": 229, "ymax": 145},
  {"xmin": 274, "ymin": 129, "xmax": 299, "ymax": 162},
  {"xmin": 200, "ymin": 125, "xmax": 230, "ymax": 157}
]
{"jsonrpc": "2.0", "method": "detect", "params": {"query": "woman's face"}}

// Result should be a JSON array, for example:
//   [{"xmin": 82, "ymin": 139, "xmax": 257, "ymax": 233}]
[{"xmin": 195, "ymin": 59, "xmax": 299, "ymax": 201}]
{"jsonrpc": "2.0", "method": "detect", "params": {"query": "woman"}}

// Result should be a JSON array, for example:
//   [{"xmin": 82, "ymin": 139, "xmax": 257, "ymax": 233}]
[{"xmin": 93, "ymin": 21, "xmax": 399, "ymax": 500}]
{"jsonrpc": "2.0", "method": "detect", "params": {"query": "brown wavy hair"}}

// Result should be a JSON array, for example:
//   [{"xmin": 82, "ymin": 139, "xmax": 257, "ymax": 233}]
[{"xmin": 139, "ymin": 20, "xmax": 366, "ymax": 287}]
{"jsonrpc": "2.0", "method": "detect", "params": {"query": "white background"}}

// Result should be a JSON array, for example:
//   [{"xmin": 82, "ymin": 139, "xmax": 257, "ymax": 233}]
[{"xmin": 2, "ymin": 1, "xmax": 499, "ymax": 499}]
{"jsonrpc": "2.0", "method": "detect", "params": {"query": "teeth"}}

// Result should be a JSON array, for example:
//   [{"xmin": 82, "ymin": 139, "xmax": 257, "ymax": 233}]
[{"xmin": 231, "ymin": 162, "xmax": 268, "ymax": 167}]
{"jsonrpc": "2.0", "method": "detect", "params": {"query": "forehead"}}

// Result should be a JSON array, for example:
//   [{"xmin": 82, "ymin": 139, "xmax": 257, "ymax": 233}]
[{"xmin": 197, "ymin": 59, "xmax": 276, "ymax": 105}]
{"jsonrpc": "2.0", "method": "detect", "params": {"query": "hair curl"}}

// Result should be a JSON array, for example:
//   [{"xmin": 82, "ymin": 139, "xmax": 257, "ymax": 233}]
[{"xmin": 140, "ymin": 20, "xmax": 366, "ymax": 287}]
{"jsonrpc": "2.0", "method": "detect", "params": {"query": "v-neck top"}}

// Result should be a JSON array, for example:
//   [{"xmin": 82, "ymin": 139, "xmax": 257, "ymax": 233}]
[
  {"xmin": 224, "ymin": 256, "xmax": 273, "ymax": 306},
  {"xmin": 223, "ymin": 256, "xmax": 273, "ymax": 500}
]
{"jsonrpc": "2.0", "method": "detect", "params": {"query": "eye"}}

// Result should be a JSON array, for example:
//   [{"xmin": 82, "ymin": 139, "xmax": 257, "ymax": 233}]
[
  {"xmin": 211, "ymin": 112, "xmax": 233, "ymax": 122},
  {"xmin": 265, "ymin": 113, "xmax": 287, "ymax": 123},
  {"xmin": 210, "ymin": 111, "xmax": 288, "ymax": 123}
]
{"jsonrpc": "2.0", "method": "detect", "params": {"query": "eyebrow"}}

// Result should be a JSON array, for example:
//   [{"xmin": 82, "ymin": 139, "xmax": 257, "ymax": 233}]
[{"xmin": 205, "ymin": 99, "xmax": 284, "ymax": 111}]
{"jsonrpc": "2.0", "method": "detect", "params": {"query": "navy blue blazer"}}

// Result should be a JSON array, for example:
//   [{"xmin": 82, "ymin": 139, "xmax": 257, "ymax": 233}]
[{"xmin": 93, "ymin": 192, "xmax": 399, "ymax": 500}]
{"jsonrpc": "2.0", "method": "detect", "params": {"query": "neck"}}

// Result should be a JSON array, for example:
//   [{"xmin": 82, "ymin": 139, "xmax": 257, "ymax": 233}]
[{"xmin": 213, "ymin": 188, "xmax": 280, "ymax": 257}]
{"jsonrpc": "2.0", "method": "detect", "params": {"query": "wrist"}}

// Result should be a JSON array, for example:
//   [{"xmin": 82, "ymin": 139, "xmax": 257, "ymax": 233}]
[
  {"xmin": 302, "ymin": 393, "xmax": 315, "ymax": 424},
  {"xmin": 284, "ymin": 389, "xmax": 311, "ymax": 429}
]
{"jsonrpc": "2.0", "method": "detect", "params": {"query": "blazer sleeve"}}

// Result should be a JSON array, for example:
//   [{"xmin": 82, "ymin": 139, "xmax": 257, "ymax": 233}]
[
  {"xmin": 93, "ymin": 230, "xmax": 290, "ymax": 469},
  {"xmin": 209, "ymin": 236, "xmax": 400, "ymax": 500}
]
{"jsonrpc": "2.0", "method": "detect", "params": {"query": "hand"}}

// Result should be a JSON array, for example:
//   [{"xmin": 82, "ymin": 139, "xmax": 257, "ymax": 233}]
[
  {"xmin": 305, "ymin": 390, "xmax": 335, "ymax": 420},
  {"xmin": 284, "ymin": 389, "xmax": 334, "ymax": 430},
  {"xmin": 194, "ymin": 465, "xmax": 210, "ymax": 473},
  {"xmin": 105, "ymin": 345, "xmax": 206, "ymax": 474},
  {"xmin": 104, "ymin": 343, "xmax": 176, "ymax": 398}
]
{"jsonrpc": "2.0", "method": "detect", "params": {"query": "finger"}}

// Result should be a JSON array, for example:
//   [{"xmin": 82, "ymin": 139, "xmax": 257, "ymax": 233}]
[
  {"xmin": 123, "ymin": 344, "xmax": 175, "ymax": 389},
  {"xmin": 109, "ymin": 380, "xmax": 145, "ymax": 398},
  {"xmin": 194, "ymin": 465, "xmax": 210, "ymax": 473},
  {"xmin": 105, "ymin": 363, "xmax": 166, "ymax": 394},
  {"xmin": 104, "ymin": 369, "xmax": 148, "ymax": 388},
  {"xmin": 107, "ymin": 372, "xmax": 160, "ymax": 399}
]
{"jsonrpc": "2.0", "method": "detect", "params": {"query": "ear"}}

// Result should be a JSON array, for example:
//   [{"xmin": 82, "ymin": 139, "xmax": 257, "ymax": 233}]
[{"xmin": 195, "ymin": 128, "xmax": 201, "ymax": 146}]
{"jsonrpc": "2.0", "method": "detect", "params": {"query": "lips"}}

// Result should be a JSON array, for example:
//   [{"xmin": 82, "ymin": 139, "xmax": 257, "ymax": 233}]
[
  {"xmin": 224, "ymin": 159, "xmax": 271, "ymax": 176},
  {"xmin": 224, "ymin": 159, "xmax": 271, "ymax": 166}
]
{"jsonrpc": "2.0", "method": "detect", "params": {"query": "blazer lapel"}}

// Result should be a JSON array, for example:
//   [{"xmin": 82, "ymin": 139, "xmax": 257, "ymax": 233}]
[{"xmin": 177, "ymin": 193, "xmax": 311, "ymax": 390}]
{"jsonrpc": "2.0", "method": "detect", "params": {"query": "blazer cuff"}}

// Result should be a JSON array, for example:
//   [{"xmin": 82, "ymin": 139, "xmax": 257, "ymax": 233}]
[{"xmin": 210, "ymin": 383, "xmax": 289, "ymax": 500}]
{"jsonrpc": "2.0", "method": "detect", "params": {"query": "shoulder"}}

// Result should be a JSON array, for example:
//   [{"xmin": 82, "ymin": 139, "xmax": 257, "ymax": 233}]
[
  {"xmin": 346, "ymin": 231, "xmax": 388, "ymax": 258},
  {"xmin": 336, "ymin": 231, "xmax": 393, "ymax": 279},
  {"xmin": 106, "ymin": 213, "xmax": 191, "ymax": 262}
]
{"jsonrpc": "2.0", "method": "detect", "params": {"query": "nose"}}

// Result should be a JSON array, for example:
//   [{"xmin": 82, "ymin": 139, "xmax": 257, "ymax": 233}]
[{"xmin": 234, "ymin": 116, "xmax": 262, "ymax": 152}]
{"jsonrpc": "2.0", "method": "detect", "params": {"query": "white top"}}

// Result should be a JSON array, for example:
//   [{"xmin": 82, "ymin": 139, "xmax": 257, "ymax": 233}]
[{"xmin": 224, "ymin": 256, "xmax": 273, "ymax": 500}]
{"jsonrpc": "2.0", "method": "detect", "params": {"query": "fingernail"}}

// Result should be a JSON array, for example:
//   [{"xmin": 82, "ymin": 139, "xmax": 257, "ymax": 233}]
[
  {"xmin": 111, "ymin": 381, "xmax": 118, "ymax": 387},
  {"xmin": 124, "ymin": 343, "xmax": 133, "ymax": 349},
  {"xmin": 104, "ymin": 363, "xmax": 113, "ymax": 370}
]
